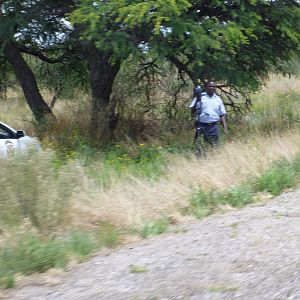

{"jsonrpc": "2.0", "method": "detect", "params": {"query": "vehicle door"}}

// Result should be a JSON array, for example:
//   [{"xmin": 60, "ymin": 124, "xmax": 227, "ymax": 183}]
[{"xmin": 0, "ymin": 125, "xmax": 20, "ymax": 157}]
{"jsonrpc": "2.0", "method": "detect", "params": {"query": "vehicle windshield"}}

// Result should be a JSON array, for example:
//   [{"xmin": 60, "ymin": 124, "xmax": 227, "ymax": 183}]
[{"xmin": 0, "ymin": 126, "xmax": 13, "ymax": 139}]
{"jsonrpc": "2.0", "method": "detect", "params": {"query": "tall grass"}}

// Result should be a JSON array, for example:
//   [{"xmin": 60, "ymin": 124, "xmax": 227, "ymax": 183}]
[
  {"xmin": 237, "ymin": 75, "xmax": 300, "ymax": 135},
  {"xmin": 0, "ymin": 151, "xmax": 76, "ymax": 233}
]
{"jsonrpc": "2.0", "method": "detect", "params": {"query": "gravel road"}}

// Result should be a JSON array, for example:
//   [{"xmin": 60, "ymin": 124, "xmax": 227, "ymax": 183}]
[{"xmin": 5, "ymin": 190, "xmax": 300, "ymax": 299}]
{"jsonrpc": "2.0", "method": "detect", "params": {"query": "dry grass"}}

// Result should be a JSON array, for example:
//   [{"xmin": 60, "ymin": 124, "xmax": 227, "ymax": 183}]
[
  {"xmin": 71, "ymin": 130, "xmax": 300, "ymax": 227},
  {"xmin": 252, "ymin": 74, "xmax": 300, "ymax": 113},
  {"xmin": 0, "ymin": 93, "xmax": 33, "ymax": 134},
  {"xmin": 258, "ymin": 74, "xmax": 300, "ymax": 97},
  {"xmin": 0, "ymin": 89, "xmax": 91, "ymax": 137}
]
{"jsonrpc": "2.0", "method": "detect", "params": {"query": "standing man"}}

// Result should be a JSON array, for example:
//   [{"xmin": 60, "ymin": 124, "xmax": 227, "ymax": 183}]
[{"xmin": 190, "ymin": 81, "xmax": 228, "ymax": 145}]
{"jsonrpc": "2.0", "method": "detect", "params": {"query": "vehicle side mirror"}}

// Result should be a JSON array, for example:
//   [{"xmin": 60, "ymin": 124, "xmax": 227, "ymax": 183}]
[{"xmin": 16, "ymin": 130, "xmax": 25, "ymax": 138}]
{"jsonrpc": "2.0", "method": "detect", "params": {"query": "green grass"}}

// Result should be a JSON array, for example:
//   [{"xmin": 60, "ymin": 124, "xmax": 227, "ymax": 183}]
[
  {"xmin": 219, "ymin": 185, "xmax": 253, "ymax": 207},
  {"xmin": 0, "ymin": 222, "xmax": 125, "ymax": 289},
  {"xmin": 66, "ymin": 230, "xmax": 97, "ymax": 257},
  {"xmin": 86, "ymin": 144, "xmax": 168, "ymax": 189},
  {"xmin": 253, "ymin": 159, "xmax": 297, "ymax": 196},
  {"xmin": 133, "ymin": 217, "xmax": 170, "ymax": 238},
  {"xmin": 0, "ymin": 276, "xmax": 15, "ymax": 289},
  {"xmin": 190, "ymin": 190, "xmax": 219, "ymax": 218},
  {"xmin": 97, "ymin": 222, "xmax": 121, "ymax": 248},
  {"xmin": 49, "ymin": 131, "xmax": 192, "ymax": 190},
  {"xmin": 189, "ymin": 155, "xmax": 300, "ymax": 218},
  {"xmin": 0, "ymin": 235, "xmax": 67, "ymax": 282},
  {"xmin": 129, "ymin": 265, "xmax": 148, "ymax": 273},
  {"xmin": 2, "ymin": 154, "xmax": 298, "ymax": 289},
  {"xmin": 0, "ymin": 230, "xmax": 99, "ymax": 289},
  {"xmin": 208, "ymin": 284, "xmax": 239, "ymax": 293}
]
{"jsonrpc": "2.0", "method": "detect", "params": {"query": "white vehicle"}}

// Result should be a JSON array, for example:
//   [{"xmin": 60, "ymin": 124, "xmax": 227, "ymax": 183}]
[{"xmin": 0, "ymin": 121, "xmax": 41, "ymax": 158}]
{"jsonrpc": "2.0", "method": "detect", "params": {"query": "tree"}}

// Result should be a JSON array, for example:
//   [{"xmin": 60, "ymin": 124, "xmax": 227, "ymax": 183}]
[
  {"xmin": 33, "ymin": 53, "xmax": 90, "ymax": 108},
  {"xmin": 0, "ymin": 57, "xmax": 14, "ymax": 100},
  {"xmin": 0, "ymin": 1, "xmax": 123, "ymax": 136},
  {"xmin": 0, "ymin": 0, "xmax": 121, "ymax": 135},
  {"xmin": 0, "ymin": 0, "xmax": 75, "ymax": 121},
  {"xmin": 71, "ymin": 0, "xmax": 300, "ymax": 125},
  {"xmin": 71, "ymin": 0, "xmax": 192, "ymax": 138}
]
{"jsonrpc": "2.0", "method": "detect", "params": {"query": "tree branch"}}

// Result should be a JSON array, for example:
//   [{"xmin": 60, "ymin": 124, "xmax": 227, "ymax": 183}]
[
  {"xmin": 18, "ymin": 46, "xmax": 66, "ymax": 63},
  {"xmin": 167, "ymin": 55, "xmax": 195, "ymax": 82}
]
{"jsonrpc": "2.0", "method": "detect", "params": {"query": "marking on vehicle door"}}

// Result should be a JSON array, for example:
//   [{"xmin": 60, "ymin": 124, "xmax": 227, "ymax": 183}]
[{"xmin": 5, "ymin": 140, "xmax": 15, "ymax": 155}]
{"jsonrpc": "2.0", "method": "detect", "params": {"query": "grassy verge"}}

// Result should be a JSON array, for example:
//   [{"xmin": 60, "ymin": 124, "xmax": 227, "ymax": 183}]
[
  {"xmin": 0, "ymin": 224, "xmax": 125, "ymax": 289},
  {"xmin": 0, "ymin": 217, "xmax": 172, "ymax": 289},
  {"xmin": 2, "ymin": 135, "xmax": 299, "ymax": 289},
  {"xmin": 0, "ymin": 232, "xmax": 93, "ymax": 289},
  {"xmin": 189, "ymin": 155, "xmax": 300, "ymax": 218}
]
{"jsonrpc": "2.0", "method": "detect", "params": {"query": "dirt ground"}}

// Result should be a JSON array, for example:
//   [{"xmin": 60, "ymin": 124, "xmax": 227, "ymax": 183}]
[{"xmin": 4, "ymin": 189, "xmax": 300, "ymax": 299}]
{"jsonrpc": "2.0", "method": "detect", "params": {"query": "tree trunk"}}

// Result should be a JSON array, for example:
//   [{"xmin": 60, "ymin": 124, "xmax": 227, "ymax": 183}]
[
  {"xmin": 88, "ymin": 45, "xmax": 121, "ymax": 140},
  {"xmin": 3, "ymin": 41, "xmax": 55, "ymax": 122}
]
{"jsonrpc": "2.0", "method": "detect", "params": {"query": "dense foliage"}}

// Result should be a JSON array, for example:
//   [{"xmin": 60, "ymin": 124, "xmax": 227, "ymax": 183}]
[{"xmin": 72, "ymin": 0, "xmax": 300, "ymax": 90}]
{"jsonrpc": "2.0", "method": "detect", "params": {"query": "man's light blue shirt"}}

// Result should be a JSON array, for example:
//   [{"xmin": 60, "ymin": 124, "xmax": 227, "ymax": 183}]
[{"xmin": 190, "ymin": 92, "xmax": 226, "ymax": 123}]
